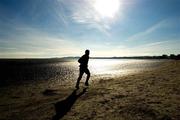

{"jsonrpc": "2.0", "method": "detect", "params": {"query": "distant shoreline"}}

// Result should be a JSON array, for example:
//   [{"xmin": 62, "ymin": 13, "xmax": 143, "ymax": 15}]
[{"xmin": 0, "ymin": 55, "xmax": 180, "ymax": 60}]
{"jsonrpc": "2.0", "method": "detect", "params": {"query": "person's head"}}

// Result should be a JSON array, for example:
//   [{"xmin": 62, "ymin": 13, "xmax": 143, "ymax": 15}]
[{"xmin": 85, "ymin": 49, "xmax": 90, "ymax": 55}]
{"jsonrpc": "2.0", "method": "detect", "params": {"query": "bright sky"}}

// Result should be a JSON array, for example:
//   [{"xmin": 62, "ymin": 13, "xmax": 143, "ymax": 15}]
[{"xmin": 0, "ymin": 0, "xmax": 179, "ymax": 58}]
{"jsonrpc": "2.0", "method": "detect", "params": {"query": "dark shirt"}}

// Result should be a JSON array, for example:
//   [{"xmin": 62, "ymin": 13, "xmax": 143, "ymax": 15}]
[{"xmin": 78, "ymin": 54, "xmax": 89, "ymax": 67}]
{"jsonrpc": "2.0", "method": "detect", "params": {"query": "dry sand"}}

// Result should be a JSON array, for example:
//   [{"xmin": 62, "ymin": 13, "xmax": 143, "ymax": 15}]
[{"xmin": 0, "ymin": 60, "xmax": 180, "ymax": 120}]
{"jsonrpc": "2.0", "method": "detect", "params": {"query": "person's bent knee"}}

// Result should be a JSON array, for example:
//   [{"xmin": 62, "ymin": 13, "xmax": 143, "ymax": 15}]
[{"xmin": 78, "ymin": 76, "xmax": 82, "ymax": 80}]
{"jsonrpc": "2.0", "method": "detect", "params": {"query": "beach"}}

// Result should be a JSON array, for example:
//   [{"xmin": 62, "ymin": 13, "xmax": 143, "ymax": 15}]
[{"xmin": 0, "ymin": 60, "xmax": 179, "ymax": 120}]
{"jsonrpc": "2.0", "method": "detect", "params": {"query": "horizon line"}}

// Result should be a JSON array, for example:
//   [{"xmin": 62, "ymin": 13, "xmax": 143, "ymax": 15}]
[{"xmin": 0, "ymin": 54, "xmax": 179, "ymax": 59}]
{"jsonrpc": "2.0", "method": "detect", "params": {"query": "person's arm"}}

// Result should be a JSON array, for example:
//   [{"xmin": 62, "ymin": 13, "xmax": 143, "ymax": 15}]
[{"xmin": 78, "ymin": 56, "xmax": 83, "ymax": 63}]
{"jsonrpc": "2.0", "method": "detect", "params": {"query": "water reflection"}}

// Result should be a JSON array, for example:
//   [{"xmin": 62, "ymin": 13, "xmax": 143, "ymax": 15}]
[
  {"xmin": 0, "ymin": 59, "xmax": 164, "ymax": 87},
  {"xmin": 88, "ymin": 59, "xmax": 161, "ymax": 75}
]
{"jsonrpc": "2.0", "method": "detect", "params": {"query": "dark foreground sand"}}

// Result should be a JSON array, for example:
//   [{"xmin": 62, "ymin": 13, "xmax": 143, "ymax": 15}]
[{"xmin": 0, "ymin": 60, "xmax": 180, "ymax": 120}]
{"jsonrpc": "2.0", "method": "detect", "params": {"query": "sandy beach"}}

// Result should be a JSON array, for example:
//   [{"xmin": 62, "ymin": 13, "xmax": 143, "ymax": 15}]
[
  {"xmin": 0, "ymin": 60, "xmax": 180, "ymax": 120},
  {"xmin": 1, "ymin": 0, "xmax": 179, "ymax": 119}
]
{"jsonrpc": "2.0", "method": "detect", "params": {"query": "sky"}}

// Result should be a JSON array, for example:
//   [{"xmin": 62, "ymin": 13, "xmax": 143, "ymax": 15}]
[{"xmin": 0, "ymin": 0, "xmax": 179, "ymax": 58}]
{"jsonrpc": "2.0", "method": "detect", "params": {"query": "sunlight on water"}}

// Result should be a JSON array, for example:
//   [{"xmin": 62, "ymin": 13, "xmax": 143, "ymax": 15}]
[
  {"xmin": 47, "ymin": 59, "xmax": 164, "ymax": 87},
  {"xmin": 89, "ymin": 59, "xmax": 113, "ymax": 74},
  {"xmin": 89, "ymin": 59, "xmax": 140, "ymax": 75},
  {"xmin": 53, "ymin": 59, "xmax": 161, "ymax": 80},
  {"xmin": 0, "ymin": 59, "xmax": 163, "ymax": 87},
  {"xmin": 87, "ymin": 59, "xmax": 163, "ymax": 76}
]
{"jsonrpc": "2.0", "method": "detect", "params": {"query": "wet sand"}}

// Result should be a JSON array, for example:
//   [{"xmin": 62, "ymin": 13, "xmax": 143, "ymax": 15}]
[{"xmin": 0, "ymin": 60, "xmax": 180, "ymax": 120}]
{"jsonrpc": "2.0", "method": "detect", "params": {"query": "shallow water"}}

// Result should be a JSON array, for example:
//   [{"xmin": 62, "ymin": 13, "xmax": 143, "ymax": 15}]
[{"xmin": 0, "ymin": 59, "xmax": 165, "ymax": 87}]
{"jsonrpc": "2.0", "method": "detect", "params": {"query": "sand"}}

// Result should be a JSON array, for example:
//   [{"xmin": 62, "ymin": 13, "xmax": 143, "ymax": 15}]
[{"xmin": 0, "ymin": 60, "xmax": 180, "ymax": 120}]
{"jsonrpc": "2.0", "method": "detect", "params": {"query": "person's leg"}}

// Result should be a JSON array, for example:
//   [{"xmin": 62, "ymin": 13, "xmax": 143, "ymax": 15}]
[
  {"xmin": 76, "ymin": 68, "xmax": 84, "ymax": 89},
  {"xmin": 84, "ymin": 68, "xmax": 90, "ymax": 86}
]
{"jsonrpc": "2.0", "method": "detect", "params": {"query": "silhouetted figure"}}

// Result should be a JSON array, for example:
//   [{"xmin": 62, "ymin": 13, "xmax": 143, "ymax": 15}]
[
  {"xmin": 52, "ymin": 88, "xmax": 87, "ymax": 120},
  {"xmin": 75, "ymin": 50, "xmax": 91, "ymax": 89}
]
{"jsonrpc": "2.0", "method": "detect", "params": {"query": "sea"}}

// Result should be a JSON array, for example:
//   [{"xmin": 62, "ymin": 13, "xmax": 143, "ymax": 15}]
[{"xmin": 0, "ymin": 58, "xmax": 165, "ymax": 87}]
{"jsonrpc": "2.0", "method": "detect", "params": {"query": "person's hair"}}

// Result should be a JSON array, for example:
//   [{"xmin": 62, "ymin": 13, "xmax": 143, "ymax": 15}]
[{"xmin": 85, "ymin": 49, "xmax": 90, "ymax": 55}]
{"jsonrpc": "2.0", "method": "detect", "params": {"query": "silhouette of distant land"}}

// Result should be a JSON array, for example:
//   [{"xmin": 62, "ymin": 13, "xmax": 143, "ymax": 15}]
[
  {"xmin": 62, "ymin": 54, "xmax": 180, "ymax": 60},
  {"xmin": 52, "ymin": 88, "xmax": 87, "ymax": 120},
  {"xmin": 0, "ymin": 54, "xmax": 180, "ymax": 60}
]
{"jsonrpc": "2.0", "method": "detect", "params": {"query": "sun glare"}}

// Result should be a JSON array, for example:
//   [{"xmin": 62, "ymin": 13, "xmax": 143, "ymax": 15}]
[{"xmin": 93, "ymin": 0, "xmax": 120, "ymax": 18}]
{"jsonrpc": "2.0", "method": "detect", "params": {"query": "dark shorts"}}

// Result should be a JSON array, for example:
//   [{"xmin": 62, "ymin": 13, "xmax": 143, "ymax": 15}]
[{"xmin": 79, "ymin": 67, "xmax": 90, "ymax": 75}]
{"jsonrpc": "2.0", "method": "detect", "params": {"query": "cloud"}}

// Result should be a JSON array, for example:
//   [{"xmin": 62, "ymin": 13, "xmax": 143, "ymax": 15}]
[
  {"xmin": 90, "ymin": 39, "xmax": 179, "ymax": 57},
  {"xmin": 0, "ymin": 26, "xmax": 82, "ymax": 58},
  {"xmin": 143, "ymin": 41, "xmax": 169, "ymax": 47},
  {"xmin": 126, "ymin": 18, "xmax": 180, "ymax": 41},
  {"xmin": 71, "ymin": 0, "xmax": 109, "ymax": 32},
  {"xmin": 58, "ymin": 0, "xmax": 119, "ymax": 36},
  {"xmin": 128, "ymin": 40, "xmax": 180, "ymax": 56}
]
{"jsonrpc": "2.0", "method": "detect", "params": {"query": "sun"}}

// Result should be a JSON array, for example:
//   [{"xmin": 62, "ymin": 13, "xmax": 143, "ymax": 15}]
[{"xmin": 93, "ymin": 0, "xmax": 120, "ymax": 18}]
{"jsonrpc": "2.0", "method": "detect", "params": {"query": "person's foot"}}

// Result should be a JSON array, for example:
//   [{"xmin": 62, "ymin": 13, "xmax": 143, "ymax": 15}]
[{"xmin": 85, "ymin": 82, "xmax": 89, "ymax": 86}]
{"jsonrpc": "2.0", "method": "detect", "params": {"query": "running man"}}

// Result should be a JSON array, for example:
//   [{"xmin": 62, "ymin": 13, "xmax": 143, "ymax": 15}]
[{"xmin": 75, "ymin": 50, "xmax": 90, "ymax": 89}]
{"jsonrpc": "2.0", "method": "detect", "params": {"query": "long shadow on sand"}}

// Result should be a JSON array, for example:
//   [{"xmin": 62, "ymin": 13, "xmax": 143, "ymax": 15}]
[{"xmin": 52, "ymin": 88, "xmax": 87, "ymax": 120}]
